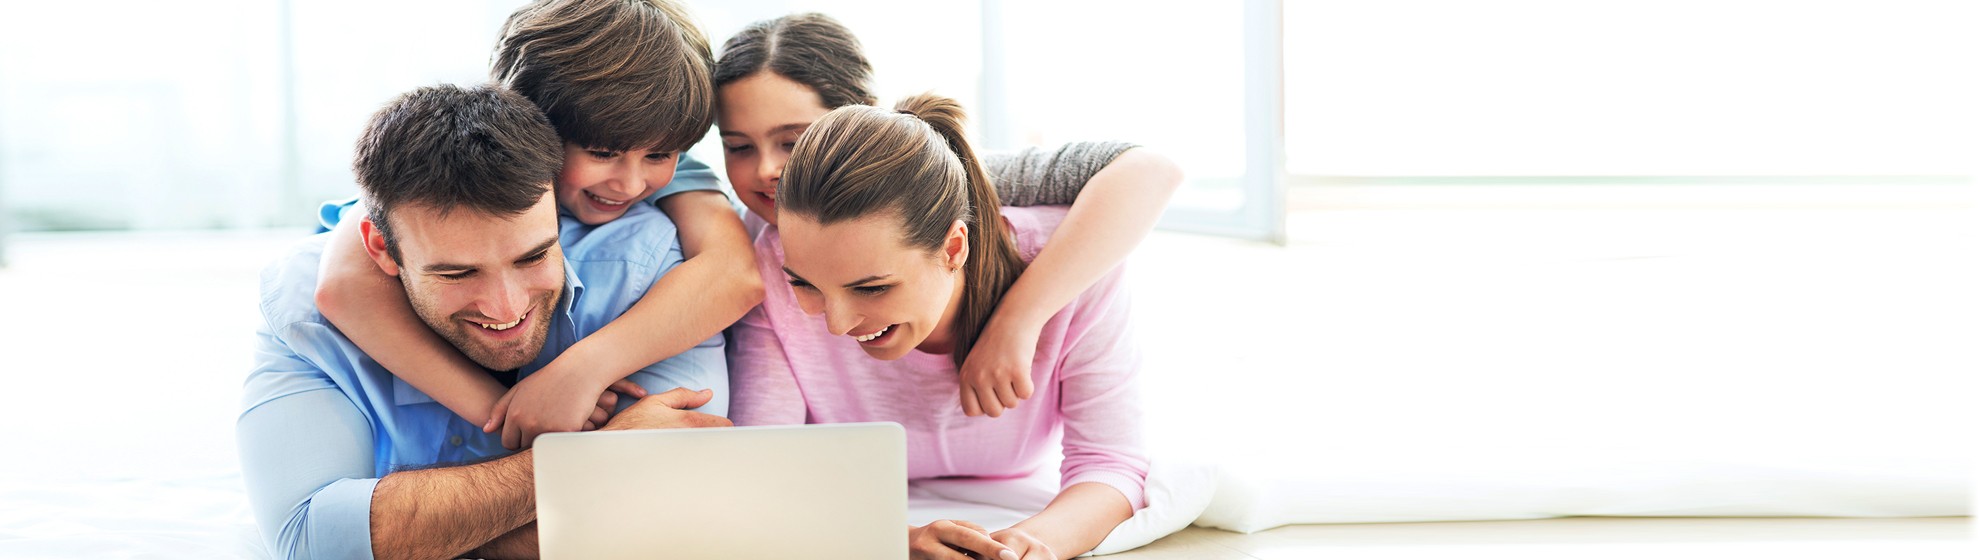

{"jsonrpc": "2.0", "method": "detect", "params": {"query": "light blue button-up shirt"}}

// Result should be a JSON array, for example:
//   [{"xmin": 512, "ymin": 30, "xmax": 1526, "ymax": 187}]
[{"xmin": 239, "ymin": 160, "xmax": 726, "ymax": 560}]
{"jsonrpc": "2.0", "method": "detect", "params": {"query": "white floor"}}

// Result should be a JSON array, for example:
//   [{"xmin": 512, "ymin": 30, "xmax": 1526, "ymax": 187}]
[{"xmin": 0, "ymin": 187, "xmax": 1973, "ymax": 557}]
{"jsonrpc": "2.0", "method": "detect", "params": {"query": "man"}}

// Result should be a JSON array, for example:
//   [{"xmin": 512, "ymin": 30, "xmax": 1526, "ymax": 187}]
[{"xmin": 237, "ymin": 84, "xmax": 728, "ymax": 560}]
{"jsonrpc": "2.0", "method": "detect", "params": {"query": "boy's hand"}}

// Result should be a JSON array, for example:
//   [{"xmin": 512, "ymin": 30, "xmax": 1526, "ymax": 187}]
[
  {"xmin": 483, "ymin": 372, "xmax": 647, "ymax": 449},
  {"xmin": 957, "ymin": 322, "xmax": 1040, "ymax": 418}
]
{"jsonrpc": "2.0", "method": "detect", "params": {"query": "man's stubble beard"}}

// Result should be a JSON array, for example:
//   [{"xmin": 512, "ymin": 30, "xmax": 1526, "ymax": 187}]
[{"xmin": 399, "ymin": 267, "xmax": 563, "ymax": 372}]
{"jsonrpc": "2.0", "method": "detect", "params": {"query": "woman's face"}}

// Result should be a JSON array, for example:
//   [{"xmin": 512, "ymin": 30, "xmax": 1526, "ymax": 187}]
[
  {"xmin": 555, "ymin": 143, "xmax": 677, "ymax": 225},
  {"xmin": 777, "ymin": 212, "xmax": 969, "ymax": 360},
  {"xmin": 717, "ymin": 71, "xmax": 835, "ymax": 226}
]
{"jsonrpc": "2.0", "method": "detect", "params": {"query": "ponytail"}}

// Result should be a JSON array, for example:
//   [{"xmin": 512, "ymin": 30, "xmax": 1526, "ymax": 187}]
[
  {"xmin": 892, "ymin": 94, "xmax": 1026, "ymax": 368},
  {"xmin": 779, "ymin": 93, "xmax": 1027, "ymax": 368}
]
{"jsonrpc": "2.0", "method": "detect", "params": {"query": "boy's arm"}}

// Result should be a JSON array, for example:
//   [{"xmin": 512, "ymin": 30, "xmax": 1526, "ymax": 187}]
[
  {"xmin": 316, "ymin": 205, "xmax": 505, "ymax": 426},
  {"xmin": 961, "ymin": 147, "xmax": 1184, "ymax": 417},
  {"xmin": 494, "ymin": 190, "xmax": 761, "ymax": 448}
]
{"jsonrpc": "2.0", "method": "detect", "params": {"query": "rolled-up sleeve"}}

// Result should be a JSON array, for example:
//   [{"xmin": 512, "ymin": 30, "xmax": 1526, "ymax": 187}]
[
  {"xmin": 1052, "ymin": 264, "xmax": 1150, "ymax": 509},
  {"xmin": 237, "ymin": 326, "xmax": 381, "ymax": 560}
]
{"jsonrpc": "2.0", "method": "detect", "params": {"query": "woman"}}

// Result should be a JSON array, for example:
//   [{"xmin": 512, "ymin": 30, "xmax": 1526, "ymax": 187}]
[
  {"xmin": 714, "ymin": 12, "xmax": 1179, "ymax": 420},
  {"xmin": 730, "ymin": 93, "xmax": 1149, "ymax": 560}
]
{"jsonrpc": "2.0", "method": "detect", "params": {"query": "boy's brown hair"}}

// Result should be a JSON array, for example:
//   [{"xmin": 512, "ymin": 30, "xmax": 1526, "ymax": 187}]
[
  {"xmin": 492, "ymin": 0, "xmax": 715, "ymax": 153},
  {"xmin": 353, "ymin": 84, "xmax": 563, "ymax": 262}
]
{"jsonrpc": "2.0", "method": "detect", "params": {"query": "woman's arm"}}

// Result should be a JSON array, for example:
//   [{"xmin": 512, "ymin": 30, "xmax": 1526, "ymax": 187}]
[
  {"xmin": 315, "ymin": 204, "xmax": 506, "ymax": 426},
  {"xmin": 492, "ymin": 190, "xmax": 764, "ymax": 447},
  {"xmin": 961, "ymin": 147, "xmax": 1184, "ymax": 417},
  {"xmin": 996, "ymin": 482, "xmax": 1134, "ymax": 559}
]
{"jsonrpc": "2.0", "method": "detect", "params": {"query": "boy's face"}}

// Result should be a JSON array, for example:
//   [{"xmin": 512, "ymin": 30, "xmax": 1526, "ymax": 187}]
[
  {"xmin": 556, "ymin": 143, "xmax": 678, "ymax": 225},
  {"xmin": 718, "ymin": 71, "xmax": 834, "ymax": 226}
]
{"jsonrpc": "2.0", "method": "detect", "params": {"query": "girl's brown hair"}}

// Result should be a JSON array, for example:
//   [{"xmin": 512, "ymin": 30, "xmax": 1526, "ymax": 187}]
[
  {"xmin": 713, "ymin": 13, "xmax": 876, "ymax": 109},
  {"xmin": 778, "ymin": 94, "xmax": 1025, "ymax": 367}
]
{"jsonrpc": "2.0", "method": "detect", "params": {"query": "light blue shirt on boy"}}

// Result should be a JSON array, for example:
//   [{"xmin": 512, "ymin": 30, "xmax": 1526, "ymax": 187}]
[{"xmin": 239, "ymin": 160, "xmax": 726, "ymax": 560}]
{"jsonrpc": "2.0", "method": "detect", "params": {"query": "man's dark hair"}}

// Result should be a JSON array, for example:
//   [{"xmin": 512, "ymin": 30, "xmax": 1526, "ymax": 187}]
[
  {"xmin": 492, "ymin": 0, "xmax": 716, "ymax": 153},
  {"xmin": 352, "ymin": 84, "xmax": 563, "ymax": 262}
]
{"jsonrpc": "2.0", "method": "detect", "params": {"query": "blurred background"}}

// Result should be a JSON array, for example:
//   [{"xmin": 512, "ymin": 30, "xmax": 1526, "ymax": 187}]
[{"xmin": 0, "ymin": 0, "xmax": 1975, "ymax": 557}]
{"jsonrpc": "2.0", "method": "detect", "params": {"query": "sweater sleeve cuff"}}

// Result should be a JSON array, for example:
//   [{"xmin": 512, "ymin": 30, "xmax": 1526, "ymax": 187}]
[{"xmin": 1064, "ymin": 470, "xmax": 1147, "ymax": 510}]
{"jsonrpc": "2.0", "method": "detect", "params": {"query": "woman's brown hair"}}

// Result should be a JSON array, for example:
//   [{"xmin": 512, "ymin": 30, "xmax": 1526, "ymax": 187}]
[{"xmin": 778, "ymin": 94, "xmax": 1025, "ymax": 367}]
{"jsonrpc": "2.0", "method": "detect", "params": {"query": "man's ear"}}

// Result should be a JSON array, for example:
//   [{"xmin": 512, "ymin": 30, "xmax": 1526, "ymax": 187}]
[
  {"xmin": 359, "ymin": 218, "xmax": 402, "ymax": 277},
  {"xmin": 942, "ymin": 219, "xmax": 969, "ymax": 272}
]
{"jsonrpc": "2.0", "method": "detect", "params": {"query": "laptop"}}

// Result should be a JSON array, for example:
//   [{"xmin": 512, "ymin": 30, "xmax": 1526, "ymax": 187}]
[{"xmin": 533, "ymin": 422, "xmax": 907, "ymax": 559}]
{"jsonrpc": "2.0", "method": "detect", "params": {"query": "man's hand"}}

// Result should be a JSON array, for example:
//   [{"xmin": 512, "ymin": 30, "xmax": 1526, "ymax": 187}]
[
  {"xmin": 484, "ymin": 377, "xmax": 648, "ymax": 448},
  {"xmin": 957, "ymin": 321, "xmax": 1040, "ymax": 418},
  {"xmin": 909, "ymin": 520, "xmax": 1019, "ymax": 560},
  {"xmin": 601, "ymin": 388, "xmax": 732, "ymax": 431}
]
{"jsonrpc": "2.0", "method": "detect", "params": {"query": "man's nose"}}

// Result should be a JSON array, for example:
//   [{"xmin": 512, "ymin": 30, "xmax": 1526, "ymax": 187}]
[{"xmin": 479, "ymin": 271, "xmax": 530, "ymax": 322}]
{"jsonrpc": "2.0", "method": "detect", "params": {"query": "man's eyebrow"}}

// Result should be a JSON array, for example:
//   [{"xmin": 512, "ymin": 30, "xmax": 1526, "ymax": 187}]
[
  {"xmin": 421, "ymin": 236, "xmax": 559, "ymax": 273},
  {"xmin": 516, "ymin": 236, "xmax": 559, "ymax": 262}
]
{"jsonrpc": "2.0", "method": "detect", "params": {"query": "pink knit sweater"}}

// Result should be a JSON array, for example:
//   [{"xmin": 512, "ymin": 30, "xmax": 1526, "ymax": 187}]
[{"xmin": 728, "ymin": 205, "xmax": 1148, "ymax": 507}]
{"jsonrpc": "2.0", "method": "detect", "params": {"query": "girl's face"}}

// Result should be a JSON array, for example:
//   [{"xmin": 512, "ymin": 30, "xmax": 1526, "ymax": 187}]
[
  {"xmin": 555, "ymin": 143, "xmax": 677, "ymax": 225},
  {"xmin": 717, "ymin": 71, "xmax": 835, "ymax": 226},
  {"xmin": 777, "ymin": 212, "xmax": 969, "ymax": 360}
]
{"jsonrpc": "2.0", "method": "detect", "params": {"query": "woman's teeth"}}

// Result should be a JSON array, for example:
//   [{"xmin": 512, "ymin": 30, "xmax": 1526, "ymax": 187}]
[
  {"xmin": 586, "ymin": 191, "xmax": 628, "ymax": 207},
  {"xmin": 478, "ymin": 312, "xmax": 526, "ymax": 331},
  {"xmin": 853, "ymin": 325, "xmax": 891, "ymax": 342}
]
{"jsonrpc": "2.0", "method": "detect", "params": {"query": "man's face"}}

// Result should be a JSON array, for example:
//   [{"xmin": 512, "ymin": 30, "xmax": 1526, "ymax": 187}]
[{"xmin": 373, "ymin": 193, "xmax": 564, "ymax": 371}]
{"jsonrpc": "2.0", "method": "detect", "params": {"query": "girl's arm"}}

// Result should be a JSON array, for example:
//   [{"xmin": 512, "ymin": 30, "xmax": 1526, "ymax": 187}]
[
  {"xmin": 315, "ymin": 203, "xmax": 506, "ymax": 426},
  {"xmin": 961, "ymin": 146, "xmax": 1184, "ymax": 417},
  {"xmin": 492, "ymin": 189, "xmax": 764, "ymax": 448}
]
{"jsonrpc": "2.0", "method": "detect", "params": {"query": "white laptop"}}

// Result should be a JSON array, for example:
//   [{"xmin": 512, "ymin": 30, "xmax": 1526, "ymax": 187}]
[{"xmin": 533, "ymin": 422, "xmax": 907, "ymax": 559}]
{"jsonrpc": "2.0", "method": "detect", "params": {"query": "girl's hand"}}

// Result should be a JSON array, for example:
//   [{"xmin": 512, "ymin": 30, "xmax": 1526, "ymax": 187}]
[
  {"xmin": 957, "ymin": 321, "xmax": 1040, "ymax": 418},
  {"xmin": 909, "ymin": 520, "xmax": 1018, "ymax": 560}
]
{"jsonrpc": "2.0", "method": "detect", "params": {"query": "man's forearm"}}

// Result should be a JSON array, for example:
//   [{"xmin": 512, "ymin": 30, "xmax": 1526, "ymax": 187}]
[
  {"xmin": 466, "ymin": 522, "xmax": 538, "ymax": 560},
  {"xmin": 370, "ymin": 450, "xmax": 536, "ymax": 560}
]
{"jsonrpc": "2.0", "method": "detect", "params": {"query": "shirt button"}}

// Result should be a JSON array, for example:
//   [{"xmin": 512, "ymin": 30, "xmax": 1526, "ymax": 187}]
[{"xmin": 449, "ymin": 435, "xmax": 464, "ymax": 447}]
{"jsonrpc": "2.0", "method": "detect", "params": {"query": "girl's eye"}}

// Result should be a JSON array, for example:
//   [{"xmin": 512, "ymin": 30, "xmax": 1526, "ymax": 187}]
[
  {"xmin": 725, "ymin": 144, "xmax": 753, "ymax": 154},
  {"xmin": 779, "ymin": 142, "xmax": 797, "ymax": 151}
]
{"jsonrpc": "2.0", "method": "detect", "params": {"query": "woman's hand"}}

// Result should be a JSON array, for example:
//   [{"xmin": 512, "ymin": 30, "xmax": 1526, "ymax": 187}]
[
  {"xmin": 909, "ymin": 520, "xmax": 1019, "ymax": 560},
  {"xmin": 990, "ymin": 527, "xmax": 1058, "ymax": 560}
]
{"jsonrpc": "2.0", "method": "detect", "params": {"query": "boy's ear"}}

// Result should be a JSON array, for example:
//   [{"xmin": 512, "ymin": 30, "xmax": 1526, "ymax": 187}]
[
  {"xmin": 359, "ymin": 218, "xmax": 402, "ymax": 277},
  {"xmin": 942, "ymin": 219, "xmax": 969, "ymax": 272}
]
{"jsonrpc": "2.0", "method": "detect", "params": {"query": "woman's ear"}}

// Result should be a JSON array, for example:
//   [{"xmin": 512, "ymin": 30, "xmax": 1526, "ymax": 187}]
[{"xmin": 943, "ymin": 219, "xmax": 969, "ymax": 272}]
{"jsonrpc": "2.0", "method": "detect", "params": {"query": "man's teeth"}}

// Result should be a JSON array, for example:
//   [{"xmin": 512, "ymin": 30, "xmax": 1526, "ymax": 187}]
[
  {"xmin": 478, "ymin": 313, "xmax": 525, "ymax": 331},
  {"xmin": 853, "ymin": 325, "xmax": 891, "ymax": 342},
  {"xmin": 587, "ymin": 192, "xmax": 628, "ymax": 206}
]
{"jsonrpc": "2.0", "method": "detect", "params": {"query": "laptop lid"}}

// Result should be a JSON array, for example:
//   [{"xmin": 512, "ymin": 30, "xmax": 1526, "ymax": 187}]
[{"xmin": 534, "ymin": 422, "xmax": 907, "ymax": 560}]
